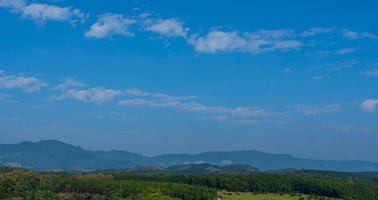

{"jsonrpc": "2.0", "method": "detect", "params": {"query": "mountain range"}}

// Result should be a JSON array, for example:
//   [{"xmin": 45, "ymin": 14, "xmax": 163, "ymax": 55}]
[{"xmin": 1, "ymin": 140, "xmax": 377, "ymax": 172}]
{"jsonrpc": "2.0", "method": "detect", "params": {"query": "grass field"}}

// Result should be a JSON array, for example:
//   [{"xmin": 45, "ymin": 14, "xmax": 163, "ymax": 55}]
[{"xmin": 217, "ymin": 192, "xmax": 339, "ymax": 200}]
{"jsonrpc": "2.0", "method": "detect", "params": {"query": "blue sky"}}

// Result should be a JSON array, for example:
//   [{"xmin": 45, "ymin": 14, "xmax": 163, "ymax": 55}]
[{"xmin": 1, "ymin": 0, "xmax": 378, "ymax": 162}]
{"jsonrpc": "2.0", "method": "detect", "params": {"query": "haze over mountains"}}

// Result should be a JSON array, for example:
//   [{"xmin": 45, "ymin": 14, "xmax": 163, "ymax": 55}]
[{"xmin": 1, "ymin": 140, "xmax": 377, "ymax": 172}]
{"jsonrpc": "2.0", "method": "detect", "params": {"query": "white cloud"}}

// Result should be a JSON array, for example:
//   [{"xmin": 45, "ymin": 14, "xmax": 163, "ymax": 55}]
[
  {"xmin": 311, "ymin": 75, "xmax": 328, "ymax": 80},
  {"xmin": 360, "ymin": 99, "xmax": 378, "ymax": 113},
  {"xmin": 246, "ymin": 30, "xmax": 301, "ymax": 53},
  {"xmin": 124, "ymin": 88, "xmax": 152, "ymax": 97},
  {"xmin": 124, "ymin": 88, "xmax": 198, "ymax": 101},
  {"xmin": 336, "ymin": 48, "xmax": 358, "ymax": 55},
  {"xmin": 337, "ymin": 125, "xmax": 373, "ymax": 134},
  {"xmin": 51, "ymin": 86, "xmax": 269, "ymax": 121},
  {"xmin": 341, "ymin": 29, "xmax": 378, "ymax": 40},
  {"xmin": 85, "ymin": 14, "xmax": 136, "ymax": 39},
  {"xmin": 190, "ymin": 31, "xmax": 247, "ymax": 53},
  {"xmin": 326, "ymin": 60, "xmax": 357, "ymax": 71},
  {"xmin": 362, "ymin": 69, "xmax": 378, "ymax": 77},
  {"xmin": 0, "ymin": 0, "xmax": 25, "ymax": 9},
  {"xmin": 0, "ymin": 0, "xmax": 87, "ymax": 25},
  {"xmin": 144, "ymin": 18, "xmax": 187, "ymax": 37},
  {"xmin": 0, "ymin": 93, "xmax": 11, "ymax": 101},
  {"xmin": 251, "ymin": 29, "xmax": 296, "ymax": 39},
  {"xmin": 22, "ymin": 4, "xmax": 87, "ymax": 25},
  {"xmin": 337, "ymin": 125, "xmax": 353, "ymax": 132},
  {"xmin": 300, "ymin": 27, "xmax": 335, "ymax": 37},
  {"xmin": 341, "ymin": 30, "xmax": 359, "ymax": 39},
  {"xmin": 51, "ymin": 87, "xmax": 122, "ymax": 104},
  {"xmin": 284, "ymin": 67, "xmax": 293, "ymax": 74},
  {"xmin": 83, "ymin": 14, "xmax": 304, "ymax": 54},
  {"xmin": 119, "ymin": 98, "xmax": 268, "ymax": 118},
  {"xmin": 305, "ymin": 50, "xmax": 331, "ymax": 57},
  {"xmin": 52, "ymin": 78, "xmax": 86, "ymax": 90},
  {"xmin": 0, "ymin": 69, "xmax": 276, "ymax": 123},
  {"xmin": 190, "ymin": 30, "xmax": 301, "ymax": 54},
  {"xmin": 119, "ymin": 88, "xmax": 268, "ymax": 121},
  {"xmin": 294, "ymin": 104, "xmax": 338, "ymax": 116},
  {"xmin": 0, "ymin": 73, "xmax": 47, "ymax": 92},
  {"xmin": 307, "ymin": 48, "xmax": 358, "ymax": 57}
]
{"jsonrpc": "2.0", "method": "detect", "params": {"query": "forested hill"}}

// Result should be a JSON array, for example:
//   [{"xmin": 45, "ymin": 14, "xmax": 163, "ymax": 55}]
[
  {"xmin": 3, "ymin": 168, "xmax": 378, "ymax": 200},
  {"xmin": 1, "ymin": 140, "xmax": 378, "ymax": 172},
  {"xmin": 272, "ymin": 169, "xmax": 378, "ymax": 184}
]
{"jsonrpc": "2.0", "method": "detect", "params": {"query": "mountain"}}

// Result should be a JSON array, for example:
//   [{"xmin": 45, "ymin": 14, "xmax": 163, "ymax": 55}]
[
  {"xmin": 0, "ymin": 140, "xmax": 144, "ymax": 171},
  {"xmin": 148, "ymin": 151, "xmax": 378, "ymax": 172},
  {"xmin": 166, "ymin": 163, "xmax": 258, "ymax": 174},
  {"xmin": 1, "ymin": 140, "xmax": 378, "ymax": 172}
]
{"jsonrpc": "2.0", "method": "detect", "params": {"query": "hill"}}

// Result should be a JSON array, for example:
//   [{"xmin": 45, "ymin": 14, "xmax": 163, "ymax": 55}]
[
  {"xmin": 149, "ymin": 150, "xmax": 378, "ymax": 172},
  {"xmin": 165, "ymin": 163, "xmax": 258, "ymax": 174},
  {"xmin": 1, "ymin": 140, "xmax": 378, "ymax": 172},
  {"xmin": 273, "ymin": 169, "xmax": 378, "ymax": 184},
  {"xmin": 0, "ymin": 140, "xmax": 143, "ymax": 171}
]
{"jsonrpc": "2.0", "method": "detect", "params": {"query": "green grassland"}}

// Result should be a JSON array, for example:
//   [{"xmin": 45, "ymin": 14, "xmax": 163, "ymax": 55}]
[{"xmin": 217, "ymin": 192, "xmax": 339, "ymax": 200}]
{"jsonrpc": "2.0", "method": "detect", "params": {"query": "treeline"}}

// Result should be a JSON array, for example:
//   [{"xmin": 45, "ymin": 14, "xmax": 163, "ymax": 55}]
[
  {"xmin": 113, "ymin": 173, "xmax": 378, "ymax": 200},
  {"xmin": 0, "ymin": 169, "xmax": 216, "ymax": 200},
  {"xmin": 2, "ymin": 168, "xmax": 378, "ymax": 200},
  {"xmin": 282, "ymin": 169, "xmax": 378, "ymax": 184}
]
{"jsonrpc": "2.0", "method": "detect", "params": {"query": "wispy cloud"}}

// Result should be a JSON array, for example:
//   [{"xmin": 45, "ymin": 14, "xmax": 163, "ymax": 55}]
[
  {"xmin": 50, "ymin": 87, "xmax": 122, "ymax": 104},
  {"xmin": 306, "ymin": 48, "xmax": 358, "ymax": 57},
  {"xmin": 311, "ymin": 75, "xmax": 329, "ymax": 80},
  {"xmin": 85, "ymin": 14, "xmax": 136, "ymax": 39},
  {"xmin": 362, "ymin": 69, "xmax": 378, "ymax": 77},
  {"xmin": 0, "ymin": 72, "xmax": 47, "ymax": 92},
  {"xmin": 337, "ymin": 125, "xmax": 353, "ymax": 132},
  {"xmin": 0, "ymin": 93, "xmax": 11, "ymax": 101},
  {"xmin": 341, "ymin": 29, "xmax": 378, "ymax": 40},
  {"xmin": 143, "ymin": 18, "xmax": 188, "ymax": 38},
  {"xmin": 336, "ymin": 47, "xmax": 359, "ymax": 55},
  {"xmin": 337, "ymin": 125, "xmax": 373, "ymax": 134},
  {"xmin": 306, "ymin": 61, "xmax": 357, "ymax": 80},
  {"xmin": 360, "ymin": 99, "xmax": 378, "ymax": 113},
  {"xmin": 305, "ymin": 50, "xmax": 332, "ymax": 57},
  {"xmin": 121, "ymin": 88, "xmax": 269, "ymax": 120},
  {"xmin": 300, "ymin": 27, "xmax": 335, "ymax": 37},
  {"xmin": 326, "ymin": 60, "xmax": 357, "ymax": 71},
  {"xmin": 189, "ymin": 31, "xmax": 247, "ymax": 53},
  {"xmin": 0, "ymin": 0, "xmax": 88, "ymax": 25},
  {"xmin": 119, "ymin": 97, "xmax": 268, "ymax": 120},
  {"xmin": 49, "ymin": 85, "xmax": 270, "ymax": 122},
  {"xmin": 0, "ymin": 0, "xmax": 25, "ymax": 9},
  {"xmin": 293, "ymin": 104, "xmax": 339, "ymax": 116},
  {"xmin": 81, "ymin": 11, "xmax": 378, "ymax": 55},
  {"xmin": 86, "ymin": 12, "xmax": 304, "ymax": 54},
  {"xmin": 124, "ymin": 88, "xmax": 198, "ymax": 101},
  {"xmin": 52, "ymin": 78, "xmax": 86, "ymax": 90},
  {"xmin": 189, "ymin": 29, "xmax": 301, "ymax": 54},
  {"xmin": 2, "ymin": 1, "xmax": 378, "ymax": 57},
  {"xmin": 86, "ymin": 14, "xmax": 189, "ymax": 39}
]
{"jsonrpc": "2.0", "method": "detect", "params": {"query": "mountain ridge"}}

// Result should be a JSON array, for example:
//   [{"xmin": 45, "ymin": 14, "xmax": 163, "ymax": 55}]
[{"xmin": 1, "ymin": 140, "xmax": 378, "ymax": 172}]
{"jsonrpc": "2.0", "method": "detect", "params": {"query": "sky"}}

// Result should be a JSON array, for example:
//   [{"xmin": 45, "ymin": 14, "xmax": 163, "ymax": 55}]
[{"xmin": 0, "ymin": 0, "xmax": 378, "ymax": 162}]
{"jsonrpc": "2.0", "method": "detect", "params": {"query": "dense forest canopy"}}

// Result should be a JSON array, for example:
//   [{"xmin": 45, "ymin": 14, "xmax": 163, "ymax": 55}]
[{"xmin": 1, "ymin": 168, "xmax": 378, "ymax": 200}]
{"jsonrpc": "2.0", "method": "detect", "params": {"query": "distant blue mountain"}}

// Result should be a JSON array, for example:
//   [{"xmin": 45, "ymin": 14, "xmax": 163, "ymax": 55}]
[
  {"xmin": 165, "ymin": 163, "xmax": 258, "ymax": 174},
  {"xmin": 1, "ymin": 140, "xmax": 377, "ymax": 172}
]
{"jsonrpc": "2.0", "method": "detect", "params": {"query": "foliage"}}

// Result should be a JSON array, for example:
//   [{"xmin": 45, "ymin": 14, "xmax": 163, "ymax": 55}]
[
  {"xmin": 113, "ymin": 172, "xmax": 378, "ymax": 200},
  {"xmin": 0, "ymin": 169, "xmax": 216, "ymax": 200},
  {"xmin": 278, "ymin": 169, "xmax": 378, "ymax": 184},
  {"xmin": 1, "ymin": 168, "xmax": 378, "ymax": 200},
  {"xmin": 217, "ymin": 192, "xmax": 339, "ymax": 200}
]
